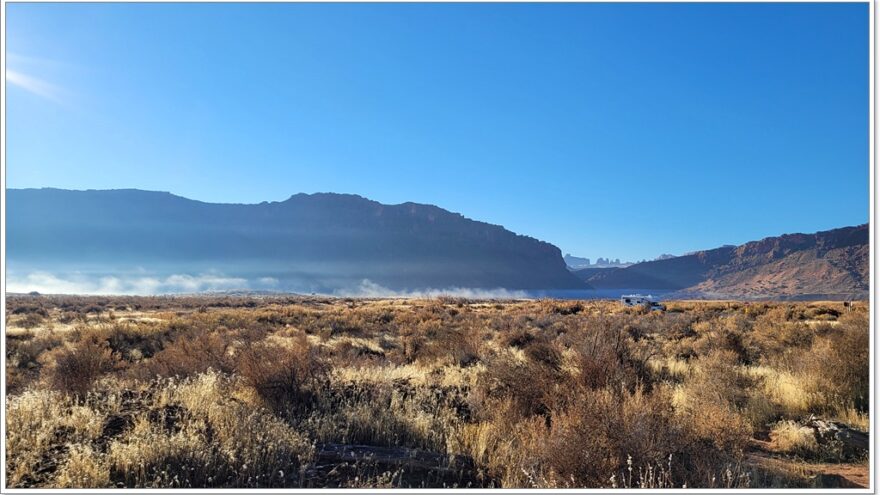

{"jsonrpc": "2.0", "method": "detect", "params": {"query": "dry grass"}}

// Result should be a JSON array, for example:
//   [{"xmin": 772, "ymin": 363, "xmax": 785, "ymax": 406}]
[
  {"xmin": 4, "ymin": 295, "xmax": 869, "ymax": 488},
  {"xmin": 770, "ymin": 420, "xmax": 819, "ymax": 456}
]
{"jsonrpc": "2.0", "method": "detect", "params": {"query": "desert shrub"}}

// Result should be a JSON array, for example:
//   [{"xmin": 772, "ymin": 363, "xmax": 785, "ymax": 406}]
[
  {"xmin": 16, "ymin": 313, "xmax": 47, "ymax": 329},
  {"xmin": 41, "ymin": 334, "xmax": 116, "ymax": 395},
  {"xmin": 83, "ymin": 305, "xmax": 105, "ymax": 314},
  {"xmin": 551, "ymin": 301, "xmax": 584, "ymax": 315},
  {"xmin": 692, "ymin": 350, "xmax": 754, "ymax": 408},
  {"xmin": 536, "ymin": 387, "xmax": 686, "ymax": 486},
  {"xmin": 142, "ymin": 330, "xmax": 234, "ymax": 379},
  {"xmin": 10, "ymin": 304, "xmax": 49, "ymax": 316},
  {"xmin": 690, "ymin": 317, "xmax": 759, "ymax": 364},
  {"xmin": 6, "ymin": 331, "xmax": 65, "ymax": 393},
  {"xmin": 321, "ymin": 314, "xmax": 366, "ymax": 338},
  {"xmin": 562, "ymin": 319, "xmax": 645, "ymax": 393},
  {"xmin": 3, "ymin": 296, "xmax": 869, "ymax": 489},
  {"xmin": 502, "ymin": 328, "xmax": 535, "ymax": 349},
  {"xmin": 748, "ymin": 316, "xmax": 814, "ymax": 360},
  {"xmin": 395, "ymin": 320, "xmax": 428, "ymax": 364},
  {"xmin": 805, "ymin": 306, "xmax": 840, "ymax": 320},
  {"xmin": 798, "ymin": 312, "xmax": 869, "ymax": 412},
  {"xmin": 99, "ymin": 322, "xmax": 170, "ymax": 362},
  {"xmin": 654, "ymin": 311, "xmax": 702, "ymax": 338},
  {"xmin": 7, "ymin": 332, "xmax": 59, "ymax": 368},
  {"xmin": 742, "ymin": 365, "xmax": 816, "ymax": 421},
  {"xmin": 671, "ymin": 351, "xmax": 754, "ymax": 451},
  {"xmin": 524, "ymin": 341, "xmax": 562, "ymax": 372},
  {"xmin": 685, "ymin": 399, "xmax": 753, "ymax": 453},
  {"xmin": 430, "ymin": 325, "xmax": 482, "ymax": 367},
  {"xmin": 15, "ymin": 313, "xmax": 46, "ymax": 329},
  {"xmin": 393, "ymin": 317, "xmax": 480, "ymax": 366},
  {"xmin": 464, "ymin": 386, "xmax": 742, "ymax": 489},
  {"xmin": 474, "ymin": 350, "xmax": 559, "ymax": 419},
  {"xmin": 236, "ymin": 335, "xmax": 326, "ymax": 415},
  {"xmin": 5, "ymin": 366, "xmax": 30, "ymax": 396},
  {"xmin": 741, "ymin": 303, "xmax": 770, "ymax": 318},
  {"xmin": 304, "ymin": 381, "xmax": 462, "ymax": 453},
  {"xmin": 833, "ymin": 404, "xmax": 870, "ymax": 432},
  {"xmin": 330, "ymin": 338, "xmax": 385, "ymax": 366},
  {"xmin": 107, "ymin": 372, "xmax": 314, "ymax": 488},
  {"xmin": 57, "ymin": 311, "xmax": 80, "ymax": 324},
  {"xmin": 573, "ymin": 341, "xmax": 628, "ymax": 390}
]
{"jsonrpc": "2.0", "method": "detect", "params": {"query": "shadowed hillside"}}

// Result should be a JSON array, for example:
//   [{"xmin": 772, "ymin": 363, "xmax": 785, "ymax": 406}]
[
  {"xmin": 7, "ymin": 188, "xmax": 586, "ymax": 292},
  {"xmin": 583, "ymin": 225, "xmax": 868, "ymax": 299}
]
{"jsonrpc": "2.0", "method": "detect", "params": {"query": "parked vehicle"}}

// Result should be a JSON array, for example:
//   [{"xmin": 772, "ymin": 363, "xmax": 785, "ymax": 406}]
[{"xmin": 620, "ymin": 294, "xmax": 666, "ymax": 311}]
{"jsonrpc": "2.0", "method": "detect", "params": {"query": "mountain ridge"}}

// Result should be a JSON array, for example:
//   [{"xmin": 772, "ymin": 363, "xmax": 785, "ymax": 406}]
[
  {"xmin": 8, "ymin": 188, "xmax": 867, "ymax": 298},
  {"xmin": 579, "ymin": 224, "xmax": 868, "ymax": 299},
  {"xmin": 7, "ymin": 188, "xmax": 586, "ymax": 292}
]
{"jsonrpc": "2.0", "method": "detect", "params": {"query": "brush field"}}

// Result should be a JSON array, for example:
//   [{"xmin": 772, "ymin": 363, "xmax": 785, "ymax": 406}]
[{"xmin": 4, "ymin": 295, "xmax": 870, "ymax": 488}]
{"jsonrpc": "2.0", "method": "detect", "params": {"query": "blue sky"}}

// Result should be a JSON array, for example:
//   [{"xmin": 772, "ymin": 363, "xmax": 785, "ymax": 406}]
[{"xmin": 6, "ymin": 3, "xmax": 869, "ymax": 261}]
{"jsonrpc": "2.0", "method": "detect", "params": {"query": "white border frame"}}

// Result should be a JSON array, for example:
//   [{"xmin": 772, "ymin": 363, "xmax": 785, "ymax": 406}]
[{"xmin": 0, "ymin": 1, "xmax": 875, "ymax": 493}]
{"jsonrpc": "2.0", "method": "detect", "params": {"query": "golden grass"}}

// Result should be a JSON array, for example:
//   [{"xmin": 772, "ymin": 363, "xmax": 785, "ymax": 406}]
[
  {"xmin": 745, "ymin": 366, "xmax": 816, "ymax": 417},
  {"xmin": 833, "ymin": 405, "xmax": 870, "ymax": 433},
  {"xmin": 4, "ymin": 295, "xmax": 869, "ymax": 488},
  {"xmin": 648, "ymin": 356, "xmax": 692, "ymax": 381},
  {"xmin": 770, "ymin": 420, "xmax": 819, "ymax": 455}
]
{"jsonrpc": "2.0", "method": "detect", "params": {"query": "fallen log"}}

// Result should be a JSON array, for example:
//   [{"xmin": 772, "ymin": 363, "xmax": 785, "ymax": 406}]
[{"xmin": 806, "ymin": 416, "xmax": 869, "ymax": 455}]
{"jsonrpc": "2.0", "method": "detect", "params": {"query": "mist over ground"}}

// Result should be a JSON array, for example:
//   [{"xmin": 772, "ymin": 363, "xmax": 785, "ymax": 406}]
[{"xmin": 6, "ymin": 268, "xmax": 531, "ymax": 299}]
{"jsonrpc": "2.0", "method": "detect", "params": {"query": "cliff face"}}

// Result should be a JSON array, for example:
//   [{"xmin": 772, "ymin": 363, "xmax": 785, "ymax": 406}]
[
  {"xmin": 7, "ymin": 188, "xmax": 586, "ymax": 292},
  {"xmin": 586, "ymin": 225, "xmax": 868, "ymax": 299}
]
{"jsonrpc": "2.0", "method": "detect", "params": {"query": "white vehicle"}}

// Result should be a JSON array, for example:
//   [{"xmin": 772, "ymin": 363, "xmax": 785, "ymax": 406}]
[{"xmin": 620, "ymin": 294, "xmax": 666, "ymax": 311}]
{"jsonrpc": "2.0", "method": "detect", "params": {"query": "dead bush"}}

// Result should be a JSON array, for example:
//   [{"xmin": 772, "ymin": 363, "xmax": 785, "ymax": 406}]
[
  {"xmin": 524, "ymin": 341, "xmax": 562, "ymax": 372},
  {"xmin": 502, "ymin": 327, "xmax": 533, "ymax": 349},
  {"xmin": 799, "ymin": 312, "xmax": 869, "ymax": 412},
  {"xmin": 551, "ymin": 301, "xmax": 584, "ymax": 315},
  {"xmin": 565, "ymin": 320, "xmax": 643, "ymax": 393},
  {"xmin": 474, "ymin": 350, "xmax": 559, "ymax": 419},
  {"xmin": 10, "ymin": 304, "xmax": 49, "ymax": 316},
  {"xmin": 42, "ymin": 335, "xmax": 115, "ymax": 395},
  {"xmin": 673, "ymin": 351, "xmax": 754, "ymax": 452},
  {"xmin": 141, "ymin": 330, "xmax": 234, "ymax": 378},
  {"xmin": 538, "ymin": 388, "xmax": 688, "ymax": 487},
  {"xmin": 17, "ymin": 313, "xmax": 47, "ymax": 329},
  {"xmin": 236, "ymin": 335, "xmax": 326, "ymax": 415}
]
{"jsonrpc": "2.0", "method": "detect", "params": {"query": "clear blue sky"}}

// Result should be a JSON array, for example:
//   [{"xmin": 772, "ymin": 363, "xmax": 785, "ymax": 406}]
[{"xmin": 6, "ymin": 3, "xmax": 869, "ymax": 261}]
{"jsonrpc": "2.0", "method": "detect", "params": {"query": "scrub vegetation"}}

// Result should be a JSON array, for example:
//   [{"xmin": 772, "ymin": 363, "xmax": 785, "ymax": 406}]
[{"xmin": 4, "ymin": 295, "xmax": 870, "ymax": 488}]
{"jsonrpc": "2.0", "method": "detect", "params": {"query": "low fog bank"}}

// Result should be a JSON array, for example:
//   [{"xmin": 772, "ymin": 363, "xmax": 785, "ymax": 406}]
[
  {"xmin": 6, "ymin": 270, "xmax": 532, "ymax": 300},
  {"xmin": 7, "ymin": 271, "xmax": 256, "ymax": 295},
  {"xmin": 333, "ymin": 279, "xmax": 529, "ymax": 299}
]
